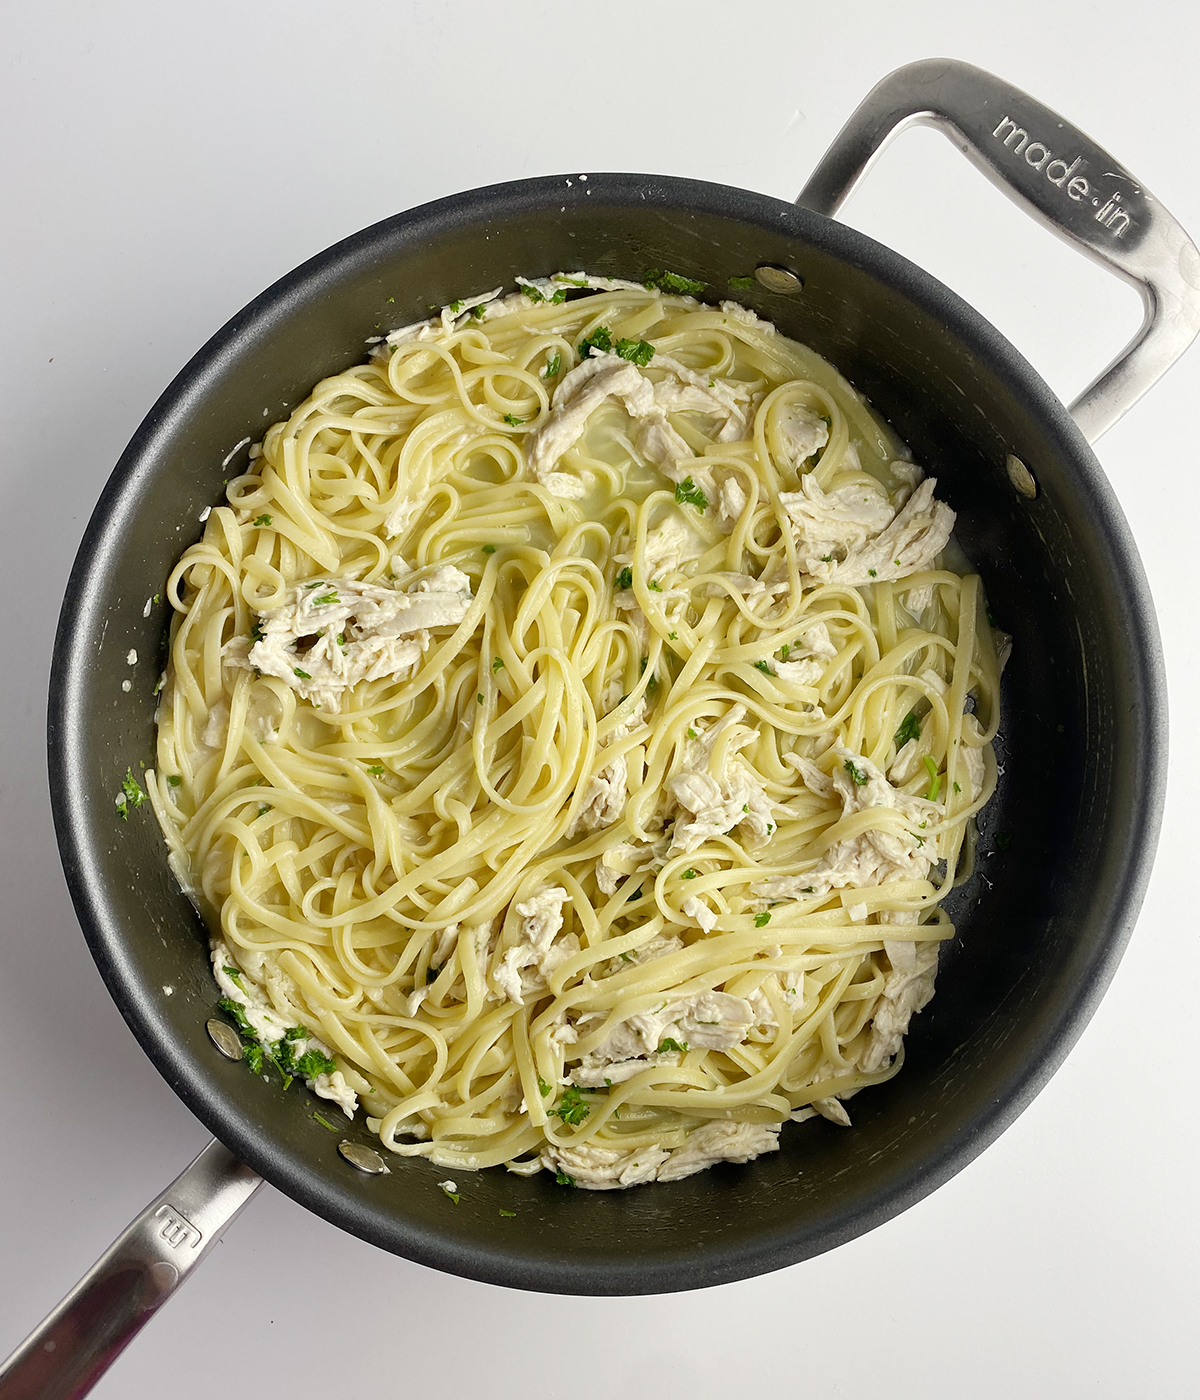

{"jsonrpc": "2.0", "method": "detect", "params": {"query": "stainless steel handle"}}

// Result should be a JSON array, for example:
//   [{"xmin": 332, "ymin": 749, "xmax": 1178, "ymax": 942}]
[
  {"xmin": 0, "ymin": 1140, "xmax": 261, "ymax": 1400},
  {"xmin": 797, "ymin": 57, "xmax": 1200, "ymax": 443}
]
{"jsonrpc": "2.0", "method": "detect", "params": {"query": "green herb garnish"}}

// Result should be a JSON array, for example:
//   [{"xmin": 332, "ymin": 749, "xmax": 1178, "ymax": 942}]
[
  {"xmin": 544, "ymin": 352, "xmax": 561, "ymax": 378},
  {"xmin": 551, "ymin": 1087, "xmax": 591, "ymax": 1126},
  {"xmin": 217, "ymin": 996, "xmax": 256, "ymax": 1039},
  {"xmin": 293, "ymin": 667, "xmax": 311, "ymax": 679},
  {"xmin": 499, "ymin": 1208, "xmax": 517, "ymax": 1217},
  {"xmin": 115, "ymin": 768, "xmax": 146, "ymax": 820},
  {"xmin": 615, "ymin": 566, "xmax": 633, "ymax": 590},
  {"xmin": 754, "ymin": 911, "xmax": 772, "ymax": 928},
  {"xmin": 753, "ymin": 659, "xmax": 772, "ymax": 674},
  {"xmin": 482, "ymin": 543, "xmax": 497, "ymax": 553},
  {"xmin": 222, "ymin": 965, "xmax": 245, "ymax": 989},
  {"xmin": 367, "ymin": 765, "xmax": 385, "ymax": 775},
  {"xmin": 843, "ymin": 759, "xmax": 868, "ymax": 786},
  {"xmin": 503, "ymin": 413, "xmax": 523, "ymax": 426},
  {"xmin": 728, "ymin": 275, "xmax": 757, "ymax": 290},
  {"xmin": 440, "ymin": 1182, "xmax": 461, "ymax": 1204},
  {"xmin": 252, "ymin": 513, "xmax": 272, "ymax": 527},
  {"xmin": 894, "ymin": 712, "xmax": 921, "ymax": 748},
  {"xmin": 538, "ymin": 1075, "xmax": 552, "ymax": 1098},
  {"xmin": 492, "ymin": 657, "xmax": 505, "ymax": 671},
  {"xmin": 312, "ymin": 593, "xmax": 338, "ymax": 606},
  {"xmin": 682, "ymin": 868, "xmax": 698, "ymax": 879},
  {"xmin": 648, "ymin": 580, "xmax": 662, "ymax": 592},
  {"xmin": 577, "ymin": 325, "xmax": 613, "ymax": 359},
  {"xmin": 656, "ymin": 1037, "xmax": 689, "ymax": 1054},
  {"xmin": 644, "ymin": 268, "xmax": 707, "ymax": 296},
  {"xmin": 615, "ymin": 337, "xmax": 654, "ymax": 366},
  {"xmin": 312, "ymin": 1112, "xmax": 339, "ymax": 1132},
  {"xmin": 674, "ymin": 476, "xmax": 708, "ymax": 511},
  {"xmin": 166, "ymin": 774, "xmax": 182, "ymax": 787},
  {"xmin": 922, "ymin": 755, "xmax": 941, "ymax": 802},
  {"xmin": 555, "ymin": 1169, "xmax": 576, "ymax": 1187}
]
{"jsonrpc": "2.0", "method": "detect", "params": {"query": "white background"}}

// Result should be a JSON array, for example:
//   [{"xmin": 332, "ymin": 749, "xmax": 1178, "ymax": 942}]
[{"xmin": 3, "ymin": 2, "xmax": 1198, "ymax": 1395}]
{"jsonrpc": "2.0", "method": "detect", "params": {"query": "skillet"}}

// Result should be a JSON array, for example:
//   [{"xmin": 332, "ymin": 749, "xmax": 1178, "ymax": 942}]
[{"xmin": 5, "ymin": 57, "xmax": 1198, "ymax": 1400}]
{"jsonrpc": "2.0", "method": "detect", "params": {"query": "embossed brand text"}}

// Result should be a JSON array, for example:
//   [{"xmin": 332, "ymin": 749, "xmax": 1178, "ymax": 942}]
[{"xmin": 992, "ymin": 116, "xmax": 1130, "ymax": 237}]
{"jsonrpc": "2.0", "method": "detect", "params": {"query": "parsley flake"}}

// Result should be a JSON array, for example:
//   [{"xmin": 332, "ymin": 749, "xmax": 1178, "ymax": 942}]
[
  {"xmin": 294, "ymin": 667, "xmax": 311, "ymax": 679},
  {"xmin": 499, "ymin": 1209, "xmax": 517, "ymax": 1217},
  {"xmin": 544, "ymin": 351, "xmax": 561, "ymax": 378},
  {"xmin": 615, "ymin": 337, "xmax": 654, "ymax": 366},
  {"xmin": 894, "ymin": 712, "xmax": 921, "ymax": 748},
  {"xmin": 843, "ymin": 759, "xmax": 868, "ymax": 786},
  {"xmin": 922, "ymin": 755, "xmax": 941, "ymax": 802},
  {"xmin": 753, "ymin": 659, "xmax": 772, "ymax": 674},
  {"xmin": 538, "ymin": 1075, "xmax": 552, "ymax": 1098},
  {"xmin": 367, "ymin": 765, "xmax": 385, "ymax": 775},
  {"xmin": 503, "ymin": 413, "xmax": 523, "ymax": 427},
  {"xmin": 668, "ymin": 630, "xmax": 678, "ymax": 640},
  {"xmin": 116, "ymin": 768, "xmax": 146, "ymax": 820},
  {"xmin": 312, "ymin": 1112, "xmax": 339, "ymax": 1132},
  {"xmin": 492, "ymin": 657, "xmax": 505, "ymax": 671},
  {"xmin": 222, "ymin": 965, "xmax": 244, "ymax": 989},
  {"xmin": 252, "ymin": 513, "xmax": 272, "ymax": 527},
  {"xmin": 482, "ymin": 543, "xmax": 496, "ymax": 553},
  {"xmin": 682, "ymin": 868, "xmax": 699, "ymax": 879},
  {"xmin": 615, "ymin": 566, "xmax": 633, "ymax": 590},
  {"xmin": 728, "ymin": 275, "xmax": 757, "ymax": 290},
  {"xmin": 656, "ymin": 1037, "xmax": 689, "ymax": 1054},
  {"xmin": 674, "ymin": 475, "xmax": 709, "ymax": 511},
  {"xmin": 555, "ymin": 1169, "xmax": 576, "ymax": 1187},
  {"xmin": 439, "ymin": 1181, "xmax": 461, "ymax": 1204},
  {"xmin": 577, "ymin": 326, "xmax": 613, "ymax": 359},
  {"xmin": 754, "ymin": 911, "xmax": 772, "ymax": 928},
  {"xmin": 644, "ymin": 268, "xmax": 707, "ymax": 296},
  {"xmin": 868, "ymin": 569, "xmax": 878, "ymax": 578},
  {"xmin": 551, "ymin": 1087, "xmax": 591, "ymax": 1126},
  {"xmin": 687, "ymin": 727, "xmax": 699, "ymax": 740},
  {"xmin": 476, "ymin": 693, "xmax": 484, "ymax": 704},
  {"xmin": 166, "ymin": 774, "xmax": 182, "ymax": 787},
  {"xmin": 312, "ymin": 592, "xmax": 338, "ymax": 606}
]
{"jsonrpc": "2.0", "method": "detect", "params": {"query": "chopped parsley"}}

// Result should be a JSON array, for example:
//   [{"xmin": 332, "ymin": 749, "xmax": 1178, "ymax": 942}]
[
  {"xmin": 544, "ymin": 351, "xmax": 561, "ymax": 378},
  {"xmin": 217, "ymin": 996, "xmax": 256, "ymax": 1039},
  {"xmin": 754, "ymin": 911, "xmax": 772, "ymax": 927},
  {"xmin": 687, "ymin": 727, "xmax": 699, "ymax": 740},
  {"xmin": 439, "ymin": 1182, "xmax": 461, "ymax": 1204},
  {"xmin": 615, "ymin": 337, "xmax": 654, "ymax": 366},
  {"xmin": 252, "ymin": 513, "xmax": 272, "ymax": 527},
  {"xmin": 550, "ymin": 1086, "xmax": 591, "ymax": 1126},
  {"xmin": 753, "ymin": 659, "xmax": 772, "ymax": 675},
  {"xmin": 894, "ymin": 711, "xmax": 921, "ymax": 748},
  {"xmin": 243, "ymin": 1042, "xmax": 265, "ymax": 1074},
  {"xmin": 644, "ymin": 268, "xmax": 707, "ymax": 296},
  {"xmin": 728, "ymin": 275, "xmax": 757, "ymax": 290},
  {"xmin": 492, "ymin": 656, "xmax": 505, "ymax": 671},
  {"xmin": 674, "ymin": 475, "xmax": 709, "ymax": 511},
  {"xmin": 294, "ymin": 667, "xmax": 311, "ymax": 679},
  {"xmin": 820, "ymin": 554, "xmax": 833, "ymax": 563},
  {"xmin": 843, "ymin": 759, "xmax": 868, "ymax": 786},
  {"xmin": 868, "ymin": 569, "xmax": 878, "ymax": 578},
  {"xmin": 476, "ymin": 693, "xmax": 484, "ymax": 704},
  {"xmin": 656, "ymin": 1037, "xmax": 689, "ymax": 1054},
  {"xmin": 222, "ymin": 965, "xmax": 245, "ymax": 989},
  {"xmin": 615, "ymin": 566, "xmax": 634, "ymax": 590},
  {"xmin": 953, "ymin": 781, "xmax": 962, "ymax": 794},
  {"xmin": 555, "ymin": 1169, "xmax": 576, "ymax": 1187},
  {"xmin": 469, "ymin": 304, "xmax": 486, "ymax": 320},
  {"xmin": 668, "ymin": 630, "xmax": 678, "ymax": 640},
  {"xmin": 682, "ymin": 868, "xmax": 699, "ymax": 879},
  {"xmin": 312, "ymin": 592, "xmax": 338, "ymax": 606},
  {"xmin": 557, "ymin": 275, "xmax": 588, "ymax": 287},
  {"xmin": 115, "ymin": 768, "xmax": 146, "ymax": 820},
  {"xmin": 482, "ymin": 543, "xmax": 496, "ymax": 553},
  {"xmin": 312, "ymin": 1112, "xmax": 340, "ymax": 1132},
  {"xmin": 577, "ymin": 325, "xmax": 613, "ymax": 359},
  {"xmin": 779, "ymin": 643, "xmax": 791, "ymax": 661},
  {"xmin": 304, "ymin": 580, "xmax": 325, "ymax": 589},
  {"xmin": 335, "ymin": 632, "xmax": 345, "ymax": 646},
  {"xmin": 166, "ymin": 774, "xmax": 182, "ymax": 787},
  {"xmin": 648, "ymin": 580, "xmax": 662, "ymax": 592},
  {"xmin": 448, "ymin": 300, "xmax": 463, "ymax": 314},
  {"xmin": 537, "ymin": 1075, "xmax": 552, "ymax": 1098},
  {"xmin": 503, "ymin": 413, "xmax": 523, "ymax": 426},
  {"xmin": 499, "ymin": 1208, "xmax": 517, "ymax": 1217},
  {"xmin": 521, "ymin": 284, "xmax": 545, "ymax": 302},
  {"xmin": 922, "ymin": 755, "xmax": 941, "ymax": 802},
  {"xmin": 367, "ymin": 765, "xmax": 385, "ymax": 775}
]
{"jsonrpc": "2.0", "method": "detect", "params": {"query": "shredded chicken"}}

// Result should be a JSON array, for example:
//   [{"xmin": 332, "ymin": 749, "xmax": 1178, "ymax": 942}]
[
  {"xmin": 493, "ymin": 887, "xmax": 576, "ymax": 1006},
  {"xmin": 569, "ymin": 698, "xmax": 648, "ymax": 834},
  {"xmin": 753, "ymin": 746, "xmax": 939, "ymax": 901},
  {"xmin": 237, "ymin": 568, "xmax": 473, "ymax": 710},
  {"xmin": 667, "ymin": 705, "xmax": 775, "ymax": 854},
  {"xmin": 540, "ymin": 1118, "xmax": 780, "ymax": 1190},
  {"xmin": 570, "ymin": 990, "xmax": 756, "ymax": 1087},
  {"xmin": 860, "ymin": 939, "xmax": 941, "ymax": 1072}
]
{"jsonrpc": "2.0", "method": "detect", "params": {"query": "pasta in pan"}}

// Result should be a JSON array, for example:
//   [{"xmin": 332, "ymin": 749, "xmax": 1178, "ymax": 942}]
[{"xmin": 149, "ymin": 272, "xmax": 1002, "ymax": 1190}]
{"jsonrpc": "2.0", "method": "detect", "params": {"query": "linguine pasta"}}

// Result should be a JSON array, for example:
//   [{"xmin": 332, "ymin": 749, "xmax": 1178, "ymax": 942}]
[{"xmin": 149, "ymin": 273, "xmax": 1001, "ymax": 1190}]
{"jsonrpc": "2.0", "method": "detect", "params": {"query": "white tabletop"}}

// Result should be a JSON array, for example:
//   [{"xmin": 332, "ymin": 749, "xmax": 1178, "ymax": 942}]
[{"xmin": 3, "ymin": 3, "xmax": 1197, "ymax": 1395}]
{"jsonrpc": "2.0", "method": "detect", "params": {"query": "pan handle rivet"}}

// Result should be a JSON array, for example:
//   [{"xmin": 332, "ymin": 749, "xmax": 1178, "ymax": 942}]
[
  {"xmin": 1005, "ymin": 453, "xmax": 1038, "ymax": 500},
  {"xmin": 754, "ymin": 264, "xmax": 804, "ymax": 293},
  {"xmin": 339, "ymin": 1141, "xmax": 391, "ymax": 1175},
  {"xmin": 206, "ymin": 1018, "xmax": 244, "ymax": 1061}
]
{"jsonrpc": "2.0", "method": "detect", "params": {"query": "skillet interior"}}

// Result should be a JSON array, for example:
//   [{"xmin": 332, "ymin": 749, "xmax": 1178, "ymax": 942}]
[{"xmin": 47, "ymin": 173, "xmax": 1165, "ymax": 1294}]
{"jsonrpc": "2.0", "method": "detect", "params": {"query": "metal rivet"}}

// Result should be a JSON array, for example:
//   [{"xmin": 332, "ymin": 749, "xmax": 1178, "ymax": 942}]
[
  {"xmin": 339, "ymin": 1141, "xmax": 390, "ymax": 1175},
  {"xmin": 206, "ymin": 1018, "xmax": 244, "ymax": 1061},
  {"xmin": 1005, "ymin": 453, "xmax": 1038, "ymax": 500},
  {"xmin": 754, "ymin": 264, "xmax": 804, "ymax": 294}
]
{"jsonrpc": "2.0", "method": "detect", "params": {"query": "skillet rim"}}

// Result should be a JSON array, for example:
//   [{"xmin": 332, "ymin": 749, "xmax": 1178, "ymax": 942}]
[{"xmin": 46, "ymin": 170, "xmax": 1167, "ymax": 1293}]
